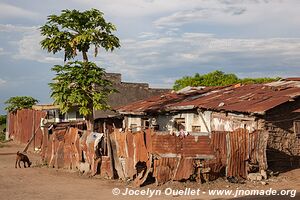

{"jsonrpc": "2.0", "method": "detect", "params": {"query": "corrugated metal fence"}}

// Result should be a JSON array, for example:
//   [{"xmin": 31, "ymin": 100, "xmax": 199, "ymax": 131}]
[{"xmin": 8, "ymin": 109, "xmax": 46, "ymax": 149}]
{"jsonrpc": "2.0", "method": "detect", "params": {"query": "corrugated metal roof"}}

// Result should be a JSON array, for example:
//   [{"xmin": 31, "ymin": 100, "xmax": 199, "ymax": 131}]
[
  {"xmin": 117, "ymin": 86, "xmax": 223, "ymax": 114},
  {"xmin": 117, "ymin": 80, "xmax": 300, "ymax": 115},
  {"xmin": 283, "ymin": 77, "xmax": 300, "ymax": 81}
]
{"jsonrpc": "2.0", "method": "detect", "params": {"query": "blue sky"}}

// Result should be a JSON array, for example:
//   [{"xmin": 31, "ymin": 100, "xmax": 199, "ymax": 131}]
[{"xmin": 1, "ymin": 0, "xmax": 300, "ymax": 114}]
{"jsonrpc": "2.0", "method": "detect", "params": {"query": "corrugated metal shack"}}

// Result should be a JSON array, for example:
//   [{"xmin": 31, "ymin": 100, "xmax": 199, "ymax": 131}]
[
  {"xmin": 7, "ymin": 79, "xmax": 300, "ymax": 187},
  {"xmin": 115, "ymin": 80, "xmax": 300, "ymax": 185}
]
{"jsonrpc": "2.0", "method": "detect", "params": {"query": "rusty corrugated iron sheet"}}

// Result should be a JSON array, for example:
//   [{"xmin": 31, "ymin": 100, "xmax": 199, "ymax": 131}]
[
  {"xmin": 151, "ymin": 133, "xmax": 214, "ymax": 157},
  {"xmin": 118, "ymin": 80, "xmax": 300, "ymax": 115},
  {"xmin": 108, "ymin": 128, "xmax": 266, "ymax": 184},
  {"xmin": 153, "ymin": 157, "xmax": 179, "ymax": 185},
  {"xmin": 8, "ymin": 109, "xmax": 46, "ymax": 148},
  {"xmin": 39, "ymin": 126, "xmax": 266, "ymax": 185},
  {"xmin": 108, "ymin": 129, "xmax": 216, "ymax": 185},
  {"xmin": 43, "ymin": 127, "xmax": 114, "ymax": 177},
  {"xmin": 203, "ymin": 129, "xmax": 267, "ymax": 180},
  {"xmin": 283, "ymin": 77, "xmax": 300, "ymax": 81},
  {"xmin": 117, "ymin": 86, "xmax": 223, "ymax": 114},
  {"xmin": 152, "ymin": 157, "xmax": 195, "ymax": 185},
  {"xmin": 171, "ymin": 83, "xmax": 300, "ymax": 114}
]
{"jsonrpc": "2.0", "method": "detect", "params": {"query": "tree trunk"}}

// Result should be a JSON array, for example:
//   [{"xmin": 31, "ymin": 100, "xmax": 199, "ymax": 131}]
[
  {"xmin": 82, "ymin": 51, "xmax": 88, "ymax": 62},
  {"xmin": 82, "ymin": 50, "xmax": 94, "ymax": 132},
  {"xmin": 86, "ymin": 113, "xmax": 94, "ymax": 132}
]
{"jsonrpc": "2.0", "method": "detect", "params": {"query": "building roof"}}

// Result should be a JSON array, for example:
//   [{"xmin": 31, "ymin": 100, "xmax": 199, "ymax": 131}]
[
  {"xmin": 117, "ymin": 86, "xmax": 224, "ymax": 114},
  {"xmin": 117, "ymin": 80, "xmax": 300, "ymax": 115},
  {"xmin": 32, "ymin": 104, "xmax": 60, "ymax": 111},
  {"xmin": 283, "ymin": 77, "xmax": 300, "ymax": 81}
]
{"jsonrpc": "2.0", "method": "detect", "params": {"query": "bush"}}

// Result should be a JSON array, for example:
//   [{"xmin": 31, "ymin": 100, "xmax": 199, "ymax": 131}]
[{"xmin": 0, "ymin": 115, "xmax": 6, "ymax": 125}]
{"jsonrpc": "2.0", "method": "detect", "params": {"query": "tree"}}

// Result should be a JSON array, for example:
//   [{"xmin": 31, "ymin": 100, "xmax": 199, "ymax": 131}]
[
  {"xmin": 40, "ymin": 9, "xmax": 120, "ymax": 131},
  {"xmin": 5, "ymin": 96, "xmax": 38, "ymax": 113},
  {"xmin": 173, "ymin": 70, "xmax": 280, "ymax": 90},
  {"xmin": 40, "ymin": 9, "xmax": 120, "ymax": 62}
]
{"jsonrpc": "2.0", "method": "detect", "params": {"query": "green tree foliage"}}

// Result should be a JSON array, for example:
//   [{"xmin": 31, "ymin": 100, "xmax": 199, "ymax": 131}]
[
  {"xmin": 40, "ymin": 9, "xmax": 120, "ymax": 62},
  {"xmin": 40, "ymin": 9, "xmax": 120, "ymax": 131},
  {"xmin": 5, "ymin": 96, "xmax": 38, "ymax": 112},
  {"xmin": 49, "ymin": 61, "xmax": 115, "ymax": 116},
  {"xmin": 0, "ymin": 115, "xmax": 6, "ymax": 125},
  {"xmin": 173, "ymin": 70, "xmax": 280, "ymax": 90}
]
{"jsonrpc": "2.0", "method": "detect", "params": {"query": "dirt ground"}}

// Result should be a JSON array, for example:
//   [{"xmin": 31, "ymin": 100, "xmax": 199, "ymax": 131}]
[{"xmin": 0, "ymin": 142, "xmax": 299, "ymax": 200}]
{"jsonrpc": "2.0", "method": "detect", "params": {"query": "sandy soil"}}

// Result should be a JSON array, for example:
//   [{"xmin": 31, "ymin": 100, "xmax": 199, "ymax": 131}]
[{"xmin": 0, "ymin": 142, "xmax": 299, "ymax": 200}]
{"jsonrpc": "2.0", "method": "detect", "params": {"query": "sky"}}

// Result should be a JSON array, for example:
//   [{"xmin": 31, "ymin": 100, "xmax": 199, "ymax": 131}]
[{"xmin": 1, "ymin": 0, "xmax": 300, "ymax": 114}]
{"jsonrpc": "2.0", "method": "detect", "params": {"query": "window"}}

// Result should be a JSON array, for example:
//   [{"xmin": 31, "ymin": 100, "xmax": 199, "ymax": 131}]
[
  {"xmin": 192, "ymin": 125, "xmax": 201, "ymax": 132},
  {"xmin": 47, "ymin": 110, "xmax": 55, "ymax": 119},
  {"xmin": 130, "ymin": 124, "xmax": 138, "ymax": 133},
  {"xmin": 142, "ymin": 118, "xmax": 150, "ymax": 129},
  {"xmin": 59, "ymin": 113, "xmax": 66, "ymax": 122},
  {"xmin": 294, "ymin": 121, "xmax": 300, "ymax": 138},
  {"xmin": 174, "ymin": 118, "xmax": 185, "ymax": 131},
  {"xmin": 76, "ymin": 111, "xmax": 83, "ymax": 119}
]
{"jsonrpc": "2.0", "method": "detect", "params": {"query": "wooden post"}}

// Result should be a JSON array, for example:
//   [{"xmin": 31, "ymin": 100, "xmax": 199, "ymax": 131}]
[
  {"xmin": 23, "ymin": 126, "xmax": 39, "ymax": 153},
  {"xmin": 103, "ymin": 121, "xmax": 107, "ymax": 155},
  {"xmin": 106, "ymin": 122, "xmax": 114, "ymax": 179}
]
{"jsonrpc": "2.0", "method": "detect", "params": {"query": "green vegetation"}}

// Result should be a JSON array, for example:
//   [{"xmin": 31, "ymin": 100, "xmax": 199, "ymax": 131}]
[
  {"xmin": 49, "ymin": 61, "xmax": 116, "ymax": 116},
  {"xmin": 40, "ymin": 9, "xmax": 120, "ymax": 62},
  {"xmin": 5, "ymin": 96, "xmax": 38, "ymax": 113},
  {"xmin": 40, "ymin": 9, "xmax": 120, "ymax": 131},
  {"xmin": 0, "ymin": 115, "xmax": 6, "ymax": 142},
  {"xmin": 173, "ymin": 70, "xmax": 280, "ymax": 90},
  {"xmin": 0, "ymin": 115, "xmax": 6, "ymax": 125}
]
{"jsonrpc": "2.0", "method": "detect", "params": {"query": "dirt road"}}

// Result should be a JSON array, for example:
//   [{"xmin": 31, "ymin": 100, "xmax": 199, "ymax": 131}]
[{"xmin": 0, "ymin": 142, "xmax": 299, "ymax": 200}]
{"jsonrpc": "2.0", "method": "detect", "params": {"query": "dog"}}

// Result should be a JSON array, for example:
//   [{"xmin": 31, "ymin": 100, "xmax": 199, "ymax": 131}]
[{"xmin": 15, "ymin": 151, "xmax": 32, "ymax": 168}]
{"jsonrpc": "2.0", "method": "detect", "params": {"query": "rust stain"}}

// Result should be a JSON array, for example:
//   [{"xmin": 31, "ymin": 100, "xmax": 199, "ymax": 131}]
[{"xmin": 151, "ymin": 133, "xmax": 213, "ymax": 156}]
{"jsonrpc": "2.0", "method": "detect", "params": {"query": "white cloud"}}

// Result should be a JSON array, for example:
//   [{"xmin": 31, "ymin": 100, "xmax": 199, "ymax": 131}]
[
  {"xmin": 0, "ymin": 24, "xmax": 59, "ymax": 63},
  {"xmin": 0, "ymin": 0, "xmax": 300, "ymax": 113},
  {"xmin": 12, "ymin": 29, "xmax": 62, "ymax": 64},
  {"xmin": 0, "ymin": 3, "xmax": 39, "ymax": 19},
  {"xmin": 138, "ymin": 32, "xmax": 159, "ymax": 39},
  {"xmin": 153, "ymin": 0, "xmax": 300, "ymax": 28},
  {"xmin": 0, "ymin": 24, "xmax": 38, "ymax": 32},
  {"xmin": 2, "ymin": 0, "xmax": 300, "ymax": 88},
  {"xmin": 90, "ymin": 31, "xmax": 300, "ymax": 84},
  {"xmin": 0, "ymin": 78, "xmax": 7, "ymax": 87},
  {"xmin": 154, "ymin": 7, "xmax": 246, "ymax": 28},
  {"xmin": 70, "ymin": 0, "xmax": 196, "ymax": 17}
]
